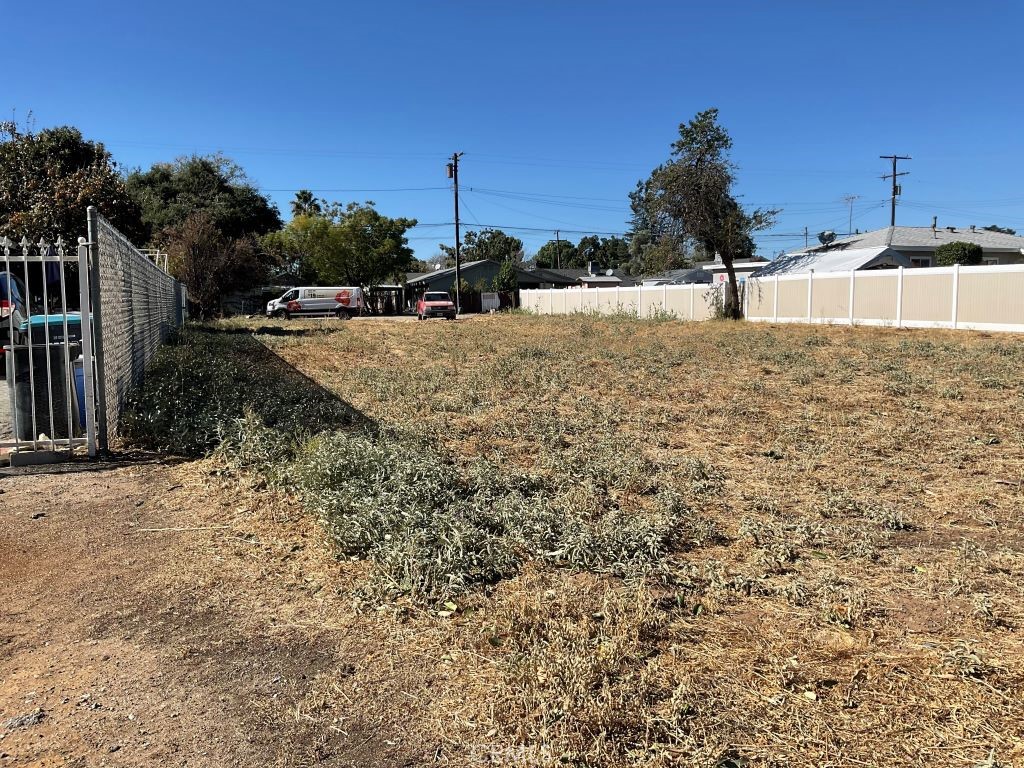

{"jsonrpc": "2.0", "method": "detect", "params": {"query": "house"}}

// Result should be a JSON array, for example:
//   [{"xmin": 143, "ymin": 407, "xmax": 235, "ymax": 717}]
[
  {"xmin": 696, "ymin": 256, "xmax": 770, "ymax": 288},
  {"xmin": 752, "ymin": 246, "xmax": 911, "ymax": 277},
  {"xmin": 524, "ymin": 261, "xmax": 638, "ymax": 288},
  {"xmin": 404, "ymin": 260, "xmax": 578, "ymax": 308},
  {"xmin": 777, "ymin": 224, "xmax": 1024, "ymax": 269},
  {"xmin": 642, "ymin": 267, "xmax": 714, "ymax": 286}
]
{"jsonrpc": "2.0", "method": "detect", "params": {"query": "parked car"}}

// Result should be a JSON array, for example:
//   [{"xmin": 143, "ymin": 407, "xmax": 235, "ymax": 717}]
[
  {"xmin": 266, "ymin": 286, "xmax": 365, "ymax": 319},
  {"xmin": 0, "ymin": 271, "xmax": 28, "ymax": 364},
  {"xmin": 416, "ymin": 291, "xmax": 457, "ymax": 321}
]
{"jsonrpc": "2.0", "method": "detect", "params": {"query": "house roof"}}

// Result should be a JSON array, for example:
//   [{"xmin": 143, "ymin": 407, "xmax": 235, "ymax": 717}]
[
  {"xmin": 579, "ymin": 274, "xmax": 623, "ymax": 285},
  {"xmin": 791, "ymin": 226, "xmax": 1024, "ymax": 255},
  {"xmin": 405, "ymin": 260, "xmax": 490, "ymax": 285},
  {"xmin": 644, "ymin": 268, "xmax": 714, "ymax": 285},
  {"xmin": 754, "ymin": 246, "xmax": 911, "ymax": 276}
]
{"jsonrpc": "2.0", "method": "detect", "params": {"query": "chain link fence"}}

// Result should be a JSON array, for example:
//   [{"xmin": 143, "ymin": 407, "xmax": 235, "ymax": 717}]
[{"xmin": 89, "ymin": 207, "xmax": 187, "ymax": 446}]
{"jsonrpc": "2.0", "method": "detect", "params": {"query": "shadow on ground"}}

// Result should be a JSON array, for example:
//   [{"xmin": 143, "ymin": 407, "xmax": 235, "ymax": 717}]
[{"xmin": 120, "ymin": 326, "xmax": 376, "ymax": 456}]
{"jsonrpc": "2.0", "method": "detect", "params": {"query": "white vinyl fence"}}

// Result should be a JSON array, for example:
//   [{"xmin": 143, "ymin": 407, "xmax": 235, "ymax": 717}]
[
  {"xmin": 521, "ymin": 264, "xmax": 1024, "ymax": 334},
  {"xmin": 520, "ymin": 283, "xmax": 718, "ymax": 321},
  {"xmin": 745, "ymin": 264, "xmax": 1024, "ymax": 333}
]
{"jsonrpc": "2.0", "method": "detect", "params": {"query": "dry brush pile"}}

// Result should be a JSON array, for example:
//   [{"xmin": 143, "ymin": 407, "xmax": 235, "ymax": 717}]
[{"xmin": 126, "ymin": 315, "xmax": 1024, "ymax": 767}]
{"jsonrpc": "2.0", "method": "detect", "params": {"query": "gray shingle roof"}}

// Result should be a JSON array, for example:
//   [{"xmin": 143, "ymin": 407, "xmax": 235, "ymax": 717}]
[{"xmin": 790, "ymin": 226, "xmax": 1024, "ymax": 255}]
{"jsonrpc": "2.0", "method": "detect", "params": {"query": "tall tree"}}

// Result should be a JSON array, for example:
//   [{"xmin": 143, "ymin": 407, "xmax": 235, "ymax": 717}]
[
  {"xmin": 291, "ymin": 189, "xmax": 323, "ymax": 218},
  {"xmin": 633, "ymin": 109, "xmax": 776, "ymax": 318},
  {"xmin": 126, "ymin": 154, "xmax": 281, "ymax": 244},
  {"xmin": 165, "ymin": 212, "xmax": 265, "ymax": 318},
  {"xmin": 439, "ymin": 228, "xmax": 524, "ymax": 264},
  {"xmin": 577, "ymin": 235, "xmax": 630, "ymax": 270},
  {"xmin": 266, "ymin": 202, "xmax": 417, "ymax": 288},
  {"xmin": 533, "ymin": 238, "xmax": 577, "ymax": 269},
  {"xmin": 0, "ymin": 121, "xmax": 144, "ymax": 244}
]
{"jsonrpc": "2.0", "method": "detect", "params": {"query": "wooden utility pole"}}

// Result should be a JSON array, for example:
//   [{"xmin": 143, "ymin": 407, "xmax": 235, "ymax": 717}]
[
  {"xmin": 841, "ymin": 194, "xmax": 860, "ymax": 235},
  {"xmin": 554, "ymin": 230, "xmax": 561, "ymax": 269},
  {"xmin": 880, "ymin": 155, "xmax": 910, "ymax": 226},
  {"xmin": 447, "ymin": 152, "xmax": 464, "ymax": 313}
]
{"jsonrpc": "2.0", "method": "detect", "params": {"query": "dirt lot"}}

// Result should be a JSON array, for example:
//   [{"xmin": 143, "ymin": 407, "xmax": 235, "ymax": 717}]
[
  {"xmin": 3, "ymin": 314, "xmax": 1024, "ymax": 767},
  {"xmin": 0, "ymin": 458, "xmax": 474, "ymax": 767}
]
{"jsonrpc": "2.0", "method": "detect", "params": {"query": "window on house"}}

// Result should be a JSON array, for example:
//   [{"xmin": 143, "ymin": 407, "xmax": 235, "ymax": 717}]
[
  {"xmin": 982, "ymin": 257, "xmax": 999, "ymax": 266},
  {"xmin": 910, "ymin": 257, "xmax": 932, "ymax": 268}
]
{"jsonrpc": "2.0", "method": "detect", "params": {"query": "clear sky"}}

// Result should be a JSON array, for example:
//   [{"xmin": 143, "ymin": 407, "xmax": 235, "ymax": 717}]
[{"xmin": 5, "ymin": 0, "xmax": 1023, "ymax": 259}]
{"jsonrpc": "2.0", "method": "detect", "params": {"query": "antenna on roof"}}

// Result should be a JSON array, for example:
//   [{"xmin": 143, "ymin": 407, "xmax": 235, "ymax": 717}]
[{"xmin": 817, "ymin": 230, "xmax": 837, "ymax": 247}]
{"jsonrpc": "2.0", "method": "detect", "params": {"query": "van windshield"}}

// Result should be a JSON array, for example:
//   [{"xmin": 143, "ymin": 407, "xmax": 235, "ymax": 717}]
[
  {"xmin": 424, "ymin": 293, "xmax": 450, "ymax": 302},
  {"xmin": 280, "ymin": 290, "xmax": 299, "ymax": 301}
]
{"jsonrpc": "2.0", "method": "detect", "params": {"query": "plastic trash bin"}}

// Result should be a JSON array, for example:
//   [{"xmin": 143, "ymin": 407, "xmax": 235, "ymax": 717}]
[{"xmin": 10, "ymin": 344, "xmax": 81, "ymax": 441}]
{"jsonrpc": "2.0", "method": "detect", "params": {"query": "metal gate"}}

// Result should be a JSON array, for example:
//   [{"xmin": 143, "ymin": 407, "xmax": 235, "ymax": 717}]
[{"xmin": 1, "ymin": 208, "xmax": 186, "ymax": 464}]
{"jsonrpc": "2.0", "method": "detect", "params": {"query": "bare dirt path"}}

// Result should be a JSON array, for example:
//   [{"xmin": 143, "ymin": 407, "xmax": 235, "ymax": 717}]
[{"xmin": 0, "ymin": 458, "xmax": 455, "ymax": 767}]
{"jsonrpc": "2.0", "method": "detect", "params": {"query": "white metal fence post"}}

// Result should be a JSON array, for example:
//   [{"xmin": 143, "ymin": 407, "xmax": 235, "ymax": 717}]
[
  {"xmin": 951, "ymin": 263, "xmax": 960, "ymax": 329},
  {"xmin": 773, "ymin": 275, "xmax": 779, "ymax": 322},
  {"xmin": 895, "ymin": 266, "xmax": 904, "ymax": 328},
  {"xmin": 690, "ymin": 284, "xmax": 695, "ymax": 319},
  {"xmin": 77, "ymin": 240, "xmax": 98, "ymax": 457}
]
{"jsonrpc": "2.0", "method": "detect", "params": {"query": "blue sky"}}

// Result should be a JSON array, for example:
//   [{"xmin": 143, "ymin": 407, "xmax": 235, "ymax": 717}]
[{"xmin": 5, "ymin": 0, "xmax": 1023, "ymax": 259}]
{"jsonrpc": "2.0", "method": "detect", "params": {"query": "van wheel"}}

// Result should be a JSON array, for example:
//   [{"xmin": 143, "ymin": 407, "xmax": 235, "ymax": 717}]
[
  {"xmin": 283, "ymin": 311, "xmax": 292, "ymax": 320},
  {"xmin": 272, "ymin": 309, "xmax": 285, "ymax": 319},
  {"xmin": 335, "ymin": 309, "xmax": 350, "ymax": 320}
]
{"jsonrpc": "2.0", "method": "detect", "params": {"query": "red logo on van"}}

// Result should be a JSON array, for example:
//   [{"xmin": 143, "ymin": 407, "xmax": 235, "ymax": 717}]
[
  {"xmin": 287, "ymin": 300, "xmax": 301, "ymax": 312},
  {"xmin": 335, "ymin": 289, "xmax": 352, "ymax": 306}
]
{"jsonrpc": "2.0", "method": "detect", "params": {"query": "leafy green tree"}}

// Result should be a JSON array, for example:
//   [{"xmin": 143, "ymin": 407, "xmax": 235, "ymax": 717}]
[
  {"xmin": 576, "ymin": 235, "xmax": 630, "ymax": 270},
  {"xmin": 126, "ymin": 154, "xmax": 281, "ymax": 244},
  {"xmin": 439, "ymin": 228, "xmax": 524, "ymax": 264},
  {"xmin": 533, "ymin": 238, "xmax": 577, "ymax": 269},
  {"xmin": 265, "ymin": 202, "xmax": 417, "ymax": 287},
  {"xmin": 632, "ymin": 109, "xmax": 776, "ymax": 318},
  {"xmin": 935, "ymin": 241, "xmax": 983, "ymax": 266},
  {"xmin": 290, "ymin": 189, "xmax": 323, "ymax": 218},
  {"xmin": 0, "ymin": 121, "xmax": 145, "ymax": 244},
  {"xmin": 491, "ymin": 259, "xmax": 518, "ymax": 292}
]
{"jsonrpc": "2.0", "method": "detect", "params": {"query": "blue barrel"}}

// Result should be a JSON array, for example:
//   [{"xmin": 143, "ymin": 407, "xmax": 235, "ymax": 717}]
[{"xmin": 73, "ymin": 357, "xmax": 86, "ymax": 430}]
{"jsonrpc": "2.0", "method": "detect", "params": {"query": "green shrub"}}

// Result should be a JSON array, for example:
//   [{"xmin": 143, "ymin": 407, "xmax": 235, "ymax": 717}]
[{"xmin": 934, "ymin": 240, "xmax": 983, "ymax": 267}]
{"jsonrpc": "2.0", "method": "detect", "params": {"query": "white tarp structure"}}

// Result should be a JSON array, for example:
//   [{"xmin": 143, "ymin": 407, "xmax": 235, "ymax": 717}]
[{"xmin": 753, "ymin": 246, "xmax": 911, "ymax": 277}]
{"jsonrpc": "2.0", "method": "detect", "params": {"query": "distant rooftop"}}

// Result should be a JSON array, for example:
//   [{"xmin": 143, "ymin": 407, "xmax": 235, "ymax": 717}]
[{"xmin": 788, "ymin": 225, "xmax": 1024, "ymax": 256}]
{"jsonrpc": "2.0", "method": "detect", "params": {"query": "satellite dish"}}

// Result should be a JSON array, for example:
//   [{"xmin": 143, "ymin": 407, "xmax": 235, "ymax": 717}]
[
  {"xmin": 817, "ymin": 230, "xmax": 836, "ymax": 246},
  {"xmin": 605, "ymin": 269, "xmax": 613, "ymax": 276}
]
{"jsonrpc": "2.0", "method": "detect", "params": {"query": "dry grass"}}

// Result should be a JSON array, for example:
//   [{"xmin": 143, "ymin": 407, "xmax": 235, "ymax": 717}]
[{"xmin": 159, "ymin": 315, "xmax": 1024, "ymax": 766}]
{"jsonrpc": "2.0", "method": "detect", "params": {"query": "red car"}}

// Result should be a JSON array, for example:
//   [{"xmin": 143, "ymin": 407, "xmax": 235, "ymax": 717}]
[{"xmin": 416, "ymin": 291, "xmax": 457, "ymax": 320}]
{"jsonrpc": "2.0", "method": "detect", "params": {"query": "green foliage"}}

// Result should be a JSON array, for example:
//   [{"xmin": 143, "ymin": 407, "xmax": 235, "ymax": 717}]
[
  {"xmin": 123, "ymin": 326, "xmax": 685, "ymax": 603},
  {"xmin": 440, "ymin": 228, "xmax": 524, "ymax": 263},
  {"xmin": 0, "ymin": 121, "xmax": 144, "ymax": 244},
  {"xmin": 533, "ymin": 238, "xmax": 577, "ymax": 269},
  {"xmin": 491, "ymin": 259, "xmax": 518, "ymax": 292},
  {"xmin": 264, "ymin": 202, "xmax": 416, "ymax": 287},
  {"xmin": 576, "ymin": 235, "xmax": 630, "ymax": 270},
  {"xmin": 125, "ymin": 154, "xmax": 282, "ymax": 244},
  {"xmin": 290, "ymin": 189, "xmax": 322, "ymax": 218},
  {"xmin": 630, "ymin": 109, "xmax": 776, "ymax": 317},
  {"xmin": 935, "ymin": 240, "xmax": 983, "ymax": 266},
  {"xmin": 121, "ymin": 327, "xmax": 364, "ymax": 455}
]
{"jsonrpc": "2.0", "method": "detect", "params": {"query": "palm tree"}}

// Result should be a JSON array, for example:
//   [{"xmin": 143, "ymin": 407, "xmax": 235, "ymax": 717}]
[{"xmin": 290, "ymin": 189, "xmax": 322, "ymax": 218}]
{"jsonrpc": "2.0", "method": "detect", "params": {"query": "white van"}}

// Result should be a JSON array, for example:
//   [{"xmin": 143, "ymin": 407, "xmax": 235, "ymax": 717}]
[{"xmin": 266, "ymin": 286, "xmax": 365, "ymax": 319}]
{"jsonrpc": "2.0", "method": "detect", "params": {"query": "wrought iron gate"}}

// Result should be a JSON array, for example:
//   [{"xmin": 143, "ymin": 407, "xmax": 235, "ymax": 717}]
[{"xmin": 1, "ymin": 208, "xmax": 187, "ymax": 464}]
